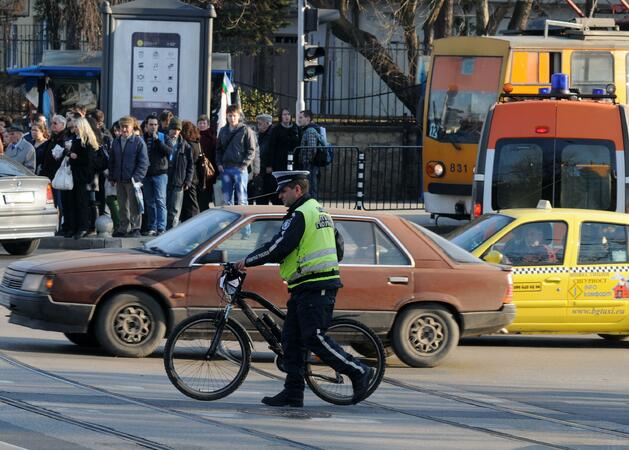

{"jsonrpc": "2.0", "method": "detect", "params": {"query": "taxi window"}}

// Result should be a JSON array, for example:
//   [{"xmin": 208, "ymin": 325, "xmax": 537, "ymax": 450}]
[
  {"xmin": 571, "ymin": 51, "xmax": 613, "ymax": 94},
  {"xmin": 335, "ymin": 220, "xmax": 410, "ymax": 266},
  {"xmin": 578, "ymin": 222, "xmax": 628, "ymax": 264},
  {"xmin": 215, "ymin": 219, "xmax": 281, "ymax": 261},
  {"xmin": 482, "ymin": 221, "xmax": 568, "ymax": 266}
]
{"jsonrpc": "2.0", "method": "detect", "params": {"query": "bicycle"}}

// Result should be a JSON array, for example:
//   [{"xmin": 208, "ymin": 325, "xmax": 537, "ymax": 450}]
[{"xmin": 163, "ymin": 262, "xmax": 385, "ymax": 405}]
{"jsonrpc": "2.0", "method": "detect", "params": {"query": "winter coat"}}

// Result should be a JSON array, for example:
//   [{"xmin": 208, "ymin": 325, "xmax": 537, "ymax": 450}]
[
  {"xmin": 167, "ymin": 136, "xmax": 194, "ymax": 189},
  {"xmin": 108, "ymin": 135, "xmax": 149, "ymax": 183},
  {"xmin": 41, "ymin": 131, "xmax": 67, "ymax": 181},
  {"xmin": 144, "ymin": 132, "xmax": 171, "ymax": 177},
  {"xmin": 67, "ymin": 137, "xmax": 96, "ymax": 185},
  {"xmin": 269, "ymin": 123, "xmax": 300, "ymax": 171},
  {"xmin": 216, "ymin": 123, "xmax": 259, "ymax": 173}
]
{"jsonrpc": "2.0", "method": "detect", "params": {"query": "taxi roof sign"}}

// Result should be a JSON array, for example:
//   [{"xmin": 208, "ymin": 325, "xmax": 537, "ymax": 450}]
[{"xmin": 537, "ymin": 200, "xmax": 552, "ymax": 210}]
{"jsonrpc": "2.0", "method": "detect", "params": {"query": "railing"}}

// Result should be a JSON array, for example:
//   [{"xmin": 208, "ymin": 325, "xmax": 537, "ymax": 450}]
[
  {"xmin": 1, "ymin": 24, "xmax": 89, "ymax": 72},
  {"xmin": 227, "ymin": 40, "xmax": 420, "ymax": 126},
  {"xmin": 288, "ymin": 145, "xmax": 423, "ymax": 210}
]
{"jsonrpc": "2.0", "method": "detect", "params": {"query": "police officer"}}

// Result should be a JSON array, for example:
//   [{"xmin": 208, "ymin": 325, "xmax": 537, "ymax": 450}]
[{"xmin": 235, "ymin": 170, "xmax": 372, "ymax": 407}]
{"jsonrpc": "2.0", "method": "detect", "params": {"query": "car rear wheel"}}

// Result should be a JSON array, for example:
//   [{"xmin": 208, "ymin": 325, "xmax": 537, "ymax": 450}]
[
  {"xmin": 64, "ymin": 332, "xmax": 100, "ymax": 347},
  {"xmin": 2, "ymin": 239, "xmax": 40, "ymax": 256},
  {"xmin": 391, "ymin": 305, "xmax": 460, "ymax": 368},
  {"xmin": 94, "ymin": 290, "xmax": 166, "ymax": 357},
  {"xmin": 598, "ymin": 334, "xmax": 629, "ymax": 342}
]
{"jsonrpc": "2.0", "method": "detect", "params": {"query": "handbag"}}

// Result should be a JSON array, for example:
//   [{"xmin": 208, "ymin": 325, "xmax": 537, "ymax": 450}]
[
  {"xmin": 132, "ymin": 178, "xmax": 145, "ymax": 214},
  {"xmin": 52, "ymin": 157, "xmax": 73, "ymax": 191},
  {"xmin": 198, "ymin": 154, "xmax": 215, "ymax": 189}
]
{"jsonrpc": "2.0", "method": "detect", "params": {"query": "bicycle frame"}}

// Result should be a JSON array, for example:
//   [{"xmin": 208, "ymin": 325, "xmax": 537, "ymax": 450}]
[{"xmin": 207, "ymin": 267, "xmax": 287, "ymax": 362}]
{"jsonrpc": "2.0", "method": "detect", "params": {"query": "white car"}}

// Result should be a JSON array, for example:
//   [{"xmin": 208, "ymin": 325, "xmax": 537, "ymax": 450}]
[{"xmin": 0, "ymin": 156, "xmax": 58, "ymax": 255}]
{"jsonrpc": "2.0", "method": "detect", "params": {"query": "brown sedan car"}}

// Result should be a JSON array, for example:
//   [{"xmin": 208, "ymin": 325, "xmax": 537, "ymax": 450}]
[{"xmin": 0, "ymin": 206, "xmax": 515, "ymax": 367}]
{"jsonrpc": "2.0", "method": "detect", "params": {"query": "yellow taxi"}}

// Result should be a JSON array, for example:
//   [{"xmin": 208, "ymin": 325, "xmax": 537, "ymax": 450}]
[{"xmin": 449, "ymin": 202, "xmax": 629, "ymax": 341}]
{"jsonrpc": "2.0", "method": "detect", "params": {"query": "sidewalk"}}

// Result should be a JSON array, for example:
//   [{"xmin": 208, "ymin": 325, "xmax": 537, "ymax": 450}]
[{"xmin": 38, "ymin": 208, "xmax": 470, "ymax": 251}]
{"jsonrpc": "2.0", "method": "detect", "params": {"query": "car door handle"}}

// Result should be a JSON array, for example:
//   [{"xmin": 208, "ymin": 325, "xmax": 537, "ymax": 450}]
[
  {"xmin": 388, "ymin": 276, "xmax": 408, "ymax": 284},
  {"xmin": 544, "ymin": 277, "xmax": 562, "ymax": 284}
]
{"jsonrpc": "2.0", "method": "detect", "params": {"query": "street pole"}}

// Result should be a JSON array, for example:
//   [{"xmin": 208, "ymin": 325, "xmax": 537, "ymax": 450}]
[{"xmin": 296, "ymin": 0, "xmax": 305, "ymax": 113}]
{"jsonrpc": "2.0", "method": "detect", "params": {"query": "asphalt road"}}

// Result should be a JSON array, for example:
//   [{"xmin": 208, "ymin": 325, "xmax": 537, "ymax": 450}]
[{"xmin": 0, "ymin": 248, "xmax": 628, "ymax": 449}]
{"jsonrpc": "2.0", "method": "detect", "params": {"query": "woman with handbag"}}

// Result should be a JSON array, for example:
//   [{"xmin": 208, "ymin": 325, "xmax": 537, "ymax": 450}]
[
  {"xmin": 60, "ymin": 117, "xmax": 97, "ymax": 239},
  {"xmin": 180, "ymin": 120, "xmax": 201, "ymax": 222}
]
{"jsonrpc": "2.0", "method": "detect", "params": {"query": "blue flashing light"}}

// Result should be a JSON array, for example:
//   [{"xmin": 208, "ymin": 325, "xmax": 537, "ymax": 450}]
[
  {"xmin": 592, "ymin": 88, "xmax": 605, "ymax": 95},
  {"xmin": 551, "ymin": 73, "xmax": 570, "ymax": 93},
  {"xmin": 539, "ymin": 88, "xmax": 551, "ymax": 94}
]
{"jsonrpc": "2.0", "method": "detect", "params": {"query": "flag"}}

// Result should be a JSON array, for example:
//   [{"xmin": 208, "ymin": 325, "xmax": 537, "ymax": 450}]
[{"xmin": 217, "ymin": 72, "xmax": 234, "ymax": 136}]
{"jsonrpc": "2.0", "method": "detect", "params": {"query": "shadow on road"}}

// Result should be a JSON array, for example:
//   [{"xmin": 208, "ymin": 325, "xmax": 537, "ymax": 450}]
[{"xmin": 460, "ymin": 335, "xmax": 629, "ymax": 349}]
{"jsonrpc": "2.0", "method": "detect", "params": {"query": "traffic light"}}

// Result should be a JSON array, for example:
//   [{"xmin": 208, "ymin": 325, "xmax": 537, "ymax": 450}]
[{"xmin": 304, "ymin": 44, "xmax": 325, "ymax": 82}]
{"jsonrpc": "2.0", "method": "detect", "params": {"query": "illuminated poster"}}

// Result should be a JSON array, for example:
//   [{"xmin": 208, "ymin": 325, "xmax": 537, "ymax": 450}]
[{"xmin": 130, "ymin": 32, "xmax": 180, "ymax": 119}]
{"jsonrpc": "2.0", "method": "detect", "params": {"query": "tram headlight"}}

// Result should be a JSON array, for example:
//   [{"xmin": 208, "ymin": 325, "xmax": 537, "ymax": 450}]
[{"xmin": 426, "ymin": 161, "xmax": 445, "ymax": 178}]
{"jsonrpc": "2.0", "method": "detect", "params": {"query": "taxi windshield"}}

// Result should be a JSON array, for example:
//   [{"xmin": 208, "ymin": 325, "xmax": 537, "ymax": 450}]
[
  {"xmin": 426, "ymin": 56, "xmax": 502, "ymax": 144},
  {"xmin": 143, "ymin": 209, "xmax": 240, "ymax": 257},
  {"xmin": 447, "ymin": 214, "xmax": 515, "ymax": 252}
]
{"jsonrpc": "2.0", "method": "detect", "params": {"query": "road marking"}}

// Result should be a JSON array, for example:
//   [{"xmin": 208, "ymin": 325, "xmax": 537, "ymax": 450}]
[{"xmin": 0, "ymin": 441, "xmax": 28, "ymax": 450}]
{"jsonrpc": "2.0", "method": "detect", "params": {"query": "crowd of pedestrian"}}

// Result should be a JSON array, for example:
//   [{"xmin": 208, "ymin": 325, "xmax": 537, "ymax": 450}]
[{"xmin": 0, "ymin": 104, "xmax": 329, "ymax": 239}]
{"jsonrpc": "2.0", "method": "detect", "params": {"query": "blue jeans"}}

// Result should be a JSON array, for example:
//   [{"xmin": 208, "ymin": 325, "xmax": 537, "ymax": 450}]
[
  {"xmin": 221, "ymin": 166, "xmax": 249, "ymax": 205},
  {"xmin": 144, "ymin": 174, "xmax": 167, "ymax": 231},
  {"xmin": 307, "ymin": 165, "xmax": 320, "ymax": 200}
]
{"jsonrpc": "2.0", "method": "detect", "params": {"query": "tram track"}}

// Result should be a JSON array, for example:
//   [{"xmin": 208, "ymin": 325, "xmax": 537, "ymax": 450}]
[
  {"xmin": 0, "ymin": 352, "xmax": 322, "ymax": 450},
  {"xmin": 249, "ymin": 365, "xmax": 629, "ymax": 449},
  {"xmin": 1, "ymin": 349, "xmax": 627, "ymax": 450}
]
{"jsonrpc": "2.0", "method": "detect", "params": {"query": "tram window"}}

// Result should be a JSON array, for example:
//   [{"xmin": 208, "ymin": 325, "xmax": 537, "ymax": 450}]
[
  {"xmin": 512, "ymin": 52, "xmax": 539, "ymax": 84},
  {"xmin": 571, "ymin": 52, "xmax": 613, "ymax": 94}
]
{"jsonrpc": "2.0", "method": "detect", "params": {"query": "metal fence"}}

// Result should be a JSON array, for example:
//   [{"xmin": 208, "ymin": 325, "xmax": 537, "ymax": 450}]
[
  {"xmin": 228, "ymin": 40, "xmax": 419, "ymax": 126},
  {"xmin": 288, "ymin": 145, "xmax": 423, "ymax": 210},
  {"xmin": 362, "ymin": 146, "xmax": 423, "ymax": 210},
  {"xmin": 1, "ymin": 24, "xmax": 89, "ymax": 72}
]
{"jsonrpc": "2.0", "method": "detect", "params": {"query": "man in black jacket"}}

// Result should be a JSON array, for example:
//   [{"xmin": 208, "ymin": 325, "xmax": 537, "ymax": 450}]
[
  {"xmin": 143, "ymin": 114, "xmax": 172, "ymax": 235},
  {"xmin": 166, "ymin": 117, "xmax": 193, "ymax": 229}
]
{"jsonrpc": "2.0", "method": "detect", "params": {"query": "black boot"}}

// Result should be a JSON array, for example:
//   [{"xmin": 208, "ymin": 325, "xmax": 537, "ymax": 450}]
[
  {"xmin": 351, "ymin": 367, "xmax": 375, "ymax": 404},
  {"xmin": 261, "ymin": 390, "xmax": 304, "ymax": 407}
]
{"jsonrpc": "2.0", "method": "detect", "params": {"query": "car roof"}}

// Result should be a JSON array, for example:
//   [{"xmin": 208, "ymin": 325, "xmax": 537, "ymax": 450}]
[
  {"xmin": 497, "ymin": 208, "xmax": 629, "ymax": 223},
  {"xmin": 223, "ymin": 205, "xmax": 401, "ymax": 219}
]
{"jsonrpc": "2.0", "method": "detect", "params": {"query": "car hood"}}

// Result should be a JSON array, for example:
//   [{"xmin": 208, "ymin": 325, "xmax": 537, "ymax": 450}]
[{"xmin": 9, "ymin": 248, "xmax": 186, "ymax": 274}]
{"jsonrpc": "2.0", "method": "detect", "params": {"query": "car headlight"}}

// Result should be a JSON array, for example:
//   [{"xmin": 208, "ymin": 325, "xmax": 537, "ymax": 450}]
[{"xmin": 21, "ymin": 274, "xmax": 54, "ymax": 293}]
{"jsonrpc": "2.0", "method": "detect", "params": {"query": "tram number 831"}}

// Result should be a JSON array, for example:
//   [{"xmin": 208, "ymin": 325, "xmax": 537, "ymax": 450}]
[{"xmin": 449, "ymin": 163, "xmax": 468, "ymax": 173}]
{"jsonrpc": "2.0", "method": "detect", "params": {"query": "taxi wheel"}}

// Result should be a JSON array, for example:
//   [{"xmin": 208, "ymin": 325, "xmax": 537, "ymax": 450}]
[
  {"xmin": 94, "ymin": 290, "xmax": 166, "ymax": 357},
  {"xmin": 598, "ymin": 334, "xmax": 629, "ymax": 342},
  {"xmin": 391, "ymin": 305, "xmax": 460, "ymax": 368}
]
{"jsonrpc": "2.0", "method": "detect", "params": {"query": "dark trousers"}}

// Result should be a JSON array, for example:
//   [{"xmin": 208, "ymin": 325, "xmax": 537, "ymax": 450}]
[
  {"xmin": 60, "ymin": 184, "xmax": 89, "ymax": 233},
  {"xmin": 282, "ymin": 288, "xmax": 366, "ymax": 395},
  {"xmin": 180, "ymin": 183, "xmax": 200, "ymax": 222}
]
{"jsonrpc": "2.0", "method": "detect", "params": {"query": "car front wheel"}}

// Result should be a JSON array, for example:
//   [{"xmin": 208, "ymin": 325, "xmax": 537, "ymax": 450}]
[
  {"xmin": 391, "ymin": 305, "xmax": 460, "ymax": 368},
  {"xmin": 2, "ymin": 239, "xmax": 40, "ymax": 256},
  {"xmin": 94, "ymin": 290, "xmax": 166, "ymax": 357}
]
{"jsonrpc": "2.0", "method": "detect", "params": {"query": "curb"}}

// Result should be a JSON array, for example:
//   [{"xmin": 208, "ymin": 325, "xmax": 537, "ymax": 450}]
[{"xmin": 39, "ymin": 236, "xmax": 147, "ymax": 250}]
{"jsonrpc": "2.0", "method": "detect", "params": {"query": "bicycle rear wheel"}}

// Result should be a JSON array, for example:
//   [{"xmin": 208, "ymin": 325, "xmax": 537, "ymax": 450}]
[
  {"xmin": 305, "ymin": 318, "xmax": 385, "ymax": 405},
  {"xmin": 164, "ymin": 312, "xmax": 251, "ymax": 401}
]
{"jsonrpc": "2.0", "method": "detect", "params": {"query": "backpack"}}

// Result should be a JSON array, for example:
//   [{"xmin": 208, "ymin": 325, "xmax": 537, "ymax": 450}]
[{"xmin": 313, "ymin": 127, "xmax": 333, "ymax": 167}]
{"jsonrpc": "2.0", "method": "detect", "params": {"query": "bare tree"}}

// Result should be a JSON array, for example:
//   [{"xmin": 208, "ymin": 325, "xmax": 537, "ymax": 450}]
[
  {"xmin": 508, "ymin": 0, "xmax": 533, "ymax": 31},
  {"xmin": 476, "ymin": 0, "xmax": 489, "ymax": 35}
]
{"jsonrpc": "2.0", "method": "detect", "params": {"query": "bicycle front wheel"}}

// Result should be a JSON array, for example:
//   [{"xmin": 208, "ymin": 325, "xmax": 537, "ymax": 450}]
[
  {"xmin": 305, "ymin": 318, "xmax": 385, "ymax": 405},
  {"xmin": 164, "ymin": 312, "xmax": 251, "ymax": 401}
]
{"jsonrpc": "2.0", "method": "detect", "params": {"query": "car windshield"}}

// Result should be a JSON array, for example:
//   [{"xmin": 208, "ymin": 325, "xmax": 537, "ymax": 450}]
[
  {"xmin": 426, "ymin": 56, "xmax": 502, "ymax": 144},
  {"xmin": 447, "ymin": 214, "xmax": 515, "ymax": 252},
  {"xmin": 144, "ymin": 209, "xmax": 240, "ymax": 257},
  {"xmin": 410, "ymin": 222, "xmax": 483, "ymax": 264},
  {"xmin": 0, "ymin": 156, "xmax": 30, "ymax": 177}
]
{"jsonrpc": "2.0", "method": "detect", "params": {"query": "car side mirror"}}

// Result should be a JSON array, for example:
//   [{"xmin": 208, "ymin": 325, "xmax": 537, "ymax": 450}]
[
  {"xmin": 197, "ymin": 250, "xmax": 228, "ymax": 264},
  {"xmin": 483, "ymin": 250, "xmax": 504, "ymax": 264}
]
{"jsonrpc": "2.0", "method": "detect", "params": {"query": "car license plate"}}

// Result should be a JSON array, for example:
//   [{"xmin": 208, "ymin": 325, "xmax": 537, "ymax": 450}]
[{"xmin": 3, "ymin": 192, "xmax": 34, "ymax": 204}]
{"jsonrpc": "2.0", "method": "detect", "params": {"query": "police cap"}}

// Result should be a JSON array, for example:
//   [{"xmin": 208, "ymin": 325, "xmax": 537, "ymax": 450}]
[{"xmin": 272, "ymin": 170, "xmax": 310, "ymax": 192}]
